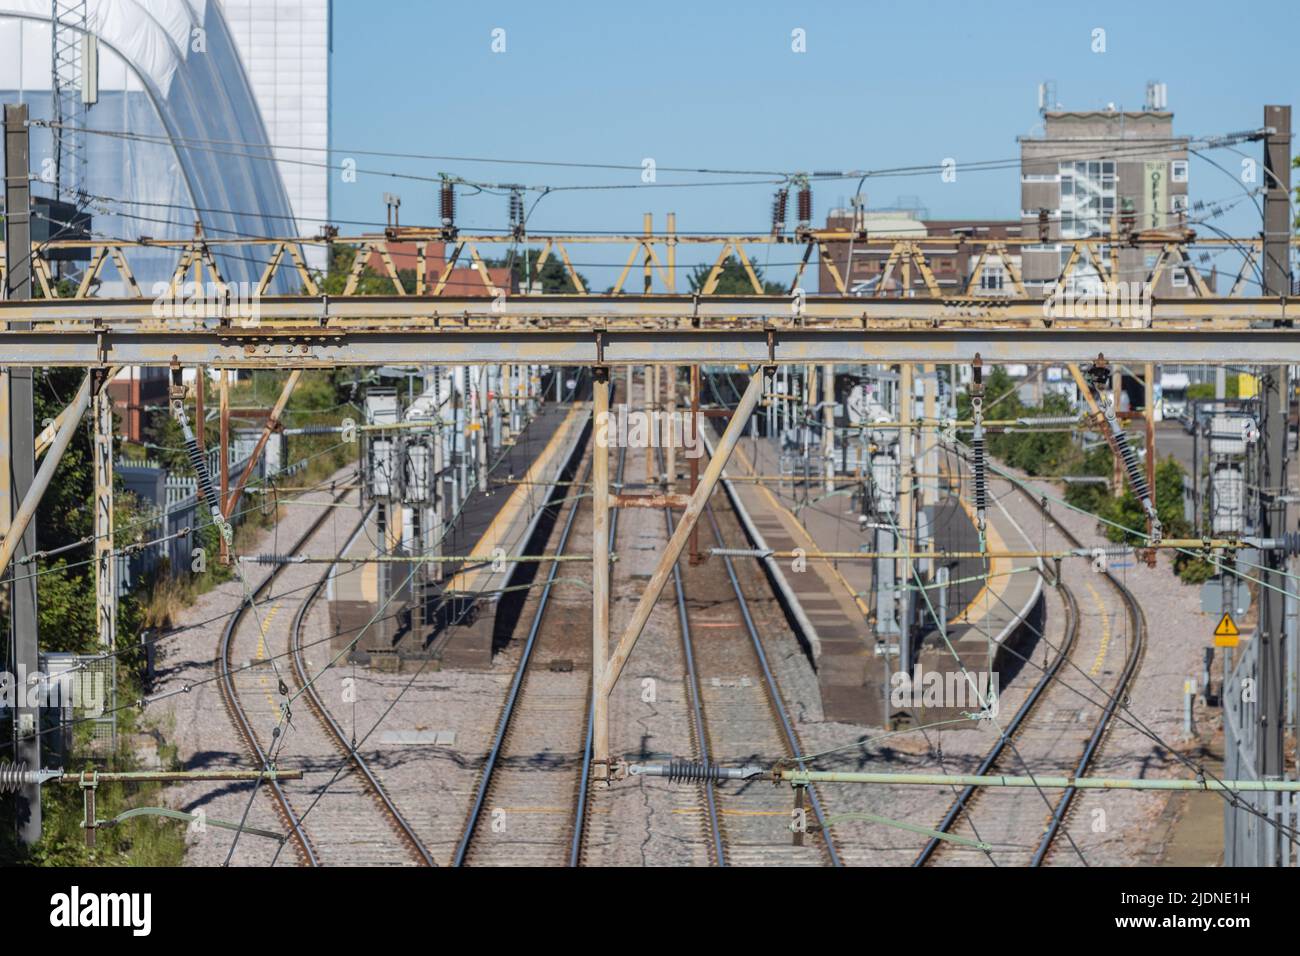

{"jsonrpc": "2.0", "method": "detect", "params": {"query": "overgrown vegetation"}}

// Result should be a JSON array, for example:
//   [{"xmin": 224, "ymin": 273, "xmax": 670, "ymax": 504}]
[
  {"xmin": 0, "ymin": 368, "xmax": 186, "ymax": 864},
  {"xmin": 688, "ymin": 254, "xmax": 785, "ymax": 294},
  {"xmin": 3, "ymin": 359, "xmax": 357, "ymax": 863},
  {"xmin": 962, "ymin": 367, "xmax": 1211, "ymax": 584}
]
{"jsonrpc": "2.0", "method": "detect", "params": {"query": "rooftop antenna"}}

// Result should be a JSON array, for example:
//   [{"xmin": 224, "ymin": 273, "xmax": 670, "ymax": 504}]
[
  {"xmin": 1037, "ymin": 80, "xmax": 1057, "ymax": 116},
  {"xmin": 1145, "ymin": 80, "xmax": 1167, "ymax": 111}
]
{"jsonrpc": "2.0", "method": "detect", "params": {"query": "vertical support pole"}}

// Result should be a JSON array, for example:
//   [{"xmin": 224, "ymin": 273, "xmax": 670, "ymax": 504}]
[
  {"xmin": 644, "ymin": 365, "xmax": 654, "ymax": 483},
  {"xmin": 898, "ymin": 363, "xmax": 914, "ymax": 670},
  {"xmin": 494, "ymin": 365, "xmax": 505, "ymax": 448},
  {"xmin": 473, "ymin": 367, "xmax": 487, "ymax": 493},
  {"xmin": 81, "ymin": 775, "xmax": 97, "ymax": 848},
  {"xmin": 766, "ymin": 367, "xmax": 775, "ymax": 440},
  {"xmin": 455, "ymin": 368, "xmax": 466, "ymax": 506},
  {"xmin": 921, "ymin": 363, "xmax": 938, "ymax": 508},
  {"xmin": 806, "ymin": 364, "xmax": 818, "ymax": 466},
  {"xmin": 936, "ymin": 565, "xmax": 950, "ymax": 633},
  {"xmin": 822, "ymin": 365, "xmax": 835, "ymax": 492},
  {"xmin": 219, "ymin": 368, "xmax": 230, "ymax": 563},
  {"xmin": 666, "ymin": 366, "xmax": 677, "ymax": 493},
  {"xmin": 666, "ymin": 212, "xmax": 676, "ymax": 291},
  {"xmin": 1111, "ymin": 366, "xmax": 1124, "ymax": 494},
  {"xmin": 512, "ymin": 364, "xmax": 522, "ymax": 434},
  {"xmin": 1144, "ymin": 361, "xmax": 1157, "ymax": 560},
  {"xmin": 4, "ymin": 102, "xmax": 40, "ymax": 844},
  {"xmin": 93, "ymin": 371, "xmax": 116, "ymax": 744},
  {"xmin": 689, "ymin": 364, "xmax": 702, "ymax": 564},
  {"xmin": 592, "ymin": 368, "xmax": 611, "ymax": 770},
  {"xmin": 1259, "ymin": 105, "xmax": 1291, "ymax": 802},
  {"xmin": 642, "ymin": 212, "xmax": 653, "ymax": 294},
  {"xmin": 432, "ymin": 371, "xmax": 445, "ymax": 584},
  {"xmin": 194, "ymin": 367, "xmax": 205, "ymax": 455}
]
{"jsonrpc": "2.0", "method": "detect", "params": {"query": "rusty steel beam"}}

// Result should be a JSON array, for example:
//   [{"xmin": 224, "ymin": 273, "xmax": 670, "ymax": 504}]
[
  {"xmin": 601, "ymin": 369, "xmax": 765, "ymax": 700},
  {"xmin": 613, "ymin": 492, "xmax": 693, "ymax": 509},
  {"xmin": 592, "ymin": 369, "xmax": 612, "ymax": 765},
  {"xmin": 3, "ymin": 292, "xmax": 1292, "ymax": 325},
  {"xmin": 5, "ymin": 324, "xmax": 1300, "ymax": 367},
  {"xmin": 223, "ymin": 370, "xmax": 301, "ymax": 516},
  {"xmin": 0, "ymin": 372, "xmax": 93, "ymax": 581}
]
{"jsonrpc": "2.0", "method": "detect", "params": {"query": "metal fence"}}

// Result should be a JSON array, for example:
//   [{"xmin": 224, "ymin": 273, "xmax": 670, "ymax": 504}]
[
  {"xmin": 117, "ymin": 446, "xmax": 260, "ymax": 585},
  {"xmin": 1223, "ymin": 632, "xmax": 1297, "ymax": 866}
]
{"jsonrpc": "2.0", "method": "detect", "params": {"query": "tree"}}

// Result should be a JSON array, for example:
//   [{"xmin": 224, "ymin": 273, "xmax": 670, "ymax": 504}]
[
  {"xmin": 318, "ymin": 243, "xmax": 416, "ymax": 295},
  {"xmin": 484, "ymin": 247, "xmax": 589, "ymax": 293},
  {"xmin": 23, "ymin": 368, "xmax": 144, "ymax": 656},
  {"xmin": 688, "ymin": 254, "xmax": 785, "ymax": 295}
]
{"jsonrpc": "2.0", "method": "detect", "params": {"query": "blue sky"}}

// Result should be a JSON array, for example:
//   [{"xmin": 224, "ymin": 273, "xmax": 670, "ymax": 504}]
[{"xmin": 328, "ymin": 0, "xmax": 1299, "ymax": 288}]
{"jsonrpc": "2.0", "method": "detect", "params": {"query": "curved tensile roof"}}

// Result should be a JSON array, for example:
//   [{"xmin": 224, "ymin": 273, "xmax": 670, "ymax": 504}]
[{"xmin": 0, "ymin": 0, "xmax": 300, "ymax": 290}]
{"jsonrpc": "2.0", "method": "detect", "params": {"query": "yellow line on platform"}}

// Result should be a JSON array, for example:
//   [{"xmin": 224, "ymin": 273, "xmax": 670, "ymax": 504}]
[
  {"xmin": 257, "ymin": 601, "xmax": 282, "ymax": 709},
  {"xmin": 446, "ymin": 402, "xmax": 589, "ymax": 594},
  {"xmin": 1085, "ymin": 579, "xmax": 1112, "ymax": 677}
]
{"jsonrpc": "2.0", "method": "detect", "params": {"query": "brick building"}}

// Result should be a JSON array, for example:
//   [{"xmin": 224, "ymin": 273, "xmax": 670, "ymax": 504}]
[
  {"xmin": 819, "ymin": 209, "xmax": 1022, "ymax": 296},
  {"xmin": 1019, "ymin": 108, "xmax": 1192, "ymax": 295}
]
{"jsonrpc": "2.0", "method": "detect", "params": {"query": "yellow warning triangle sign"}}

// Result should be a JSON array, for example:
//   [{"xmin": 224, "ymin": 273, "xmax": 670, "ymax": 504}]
[
  {"xmin": 1214, "ymin": 613, "xmax": 1240, "ymax": 646},
  {"xmin": 1215, "ymin": 613, "xmax": 1239, "ymax": 638}
]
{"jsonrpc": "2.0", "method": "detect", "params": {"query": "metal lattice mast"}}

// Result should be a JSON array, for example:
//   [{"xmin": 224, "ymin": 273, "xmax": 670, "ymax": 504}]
[
  {"xmin": 50, "ymin": 0, "xmax": 89, "ymax": 204},
  {"xmin": 92, "ymin": 369, "xmax": 117, "ymax": 748}
]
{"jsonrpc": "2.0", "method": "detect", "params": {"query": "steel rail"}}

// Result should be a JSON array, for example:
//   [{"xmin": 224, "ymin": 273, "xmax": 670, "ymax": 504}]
[
  {"xmin": 702, "ymin": 504, "xmax": 843, "ymax": 866},
  {"xmin": 914, "ymin": 471, "xmax": 1146, "ymax": 866},
  {"xmin": 1030, "ymin": 511, "xmax": 1147, "ymax": 866},
  {"xmin": 216, "ymin": 483, "xmax": 357, "ymax": 867},
  {"xmin": 569, "ymin": 442, "xmax": 627, "ymax": 866},
  {"xmin": 701, "ymin": 369, "xmax": 843, "ymax": 864},
  {"xmin": 913, "ymin": 581, "xmax": 1079, "ymax": 865},
  {"xmin": 657, "ymin": 447, "xmax": 726, "ymax": 866},
  {"xmin": 452, "ymin": 427, "xmax": 594, "ymax": 867},
  {"xmin": 288, "ymin": 505, "xmax": 437, "ymax": 866}
]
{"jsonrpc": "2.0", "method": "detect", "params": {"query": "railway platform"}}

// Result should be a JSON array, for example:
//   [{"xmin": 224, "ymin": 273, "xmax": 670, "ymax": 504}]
[{"xmin": 716, "ymin": 436, "xmax": 1041, "ymax": 727}]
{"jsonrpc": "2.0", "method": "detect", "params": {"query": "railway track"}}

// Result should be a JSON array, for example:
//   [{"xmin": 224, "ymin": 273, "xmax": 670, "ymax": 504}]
[
  {"xmin": 217, "ymin": 481, "xmax": 434, "ymax": 866},
  {"xmin": 288, "ymin": 507, "xmax": 437, "ymax": 866},
  {"xmin": 916, "ymin": 466, "xmax": 1147, "ymax": 866},
  {"xmin": 453, "ymin": 365, "xmax": 839, "ymax": 866},
  {"xmin": 657, "ymin": 373, "xmax": 840, "ymax": 866},
  {"xmin": 453, "ymin": 416, "xmax": 627, "ymax": 865}
]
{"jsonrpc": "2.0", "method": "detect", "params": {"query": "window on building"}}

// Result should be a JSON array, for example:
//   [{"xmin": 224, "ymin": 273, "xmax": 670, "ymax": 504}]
[
  {"xmin": 1058, "ymin": 159, "xmax": 1116, "ymax": 239},
  {"xmin": 1171, "ymin": 160, "xmax": 1189, "ymax": 183},
  {"xmin": 980, "ymin": 266, "xmax": 1005, "ymax": 291},
  {"xmin": 1172, "ymin": 268, "xmax": 1188, "ymax": 288}
]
